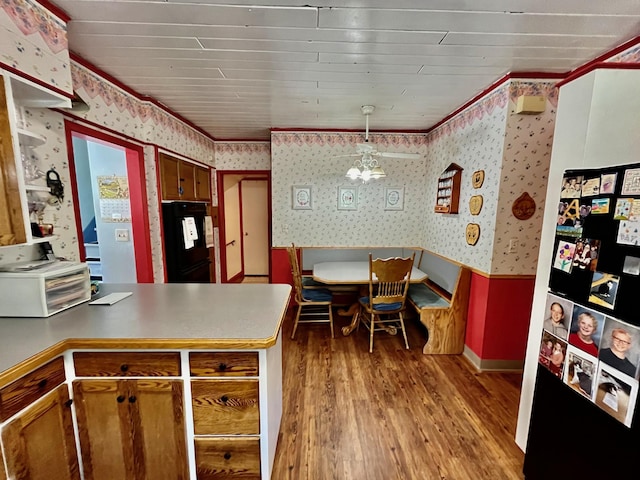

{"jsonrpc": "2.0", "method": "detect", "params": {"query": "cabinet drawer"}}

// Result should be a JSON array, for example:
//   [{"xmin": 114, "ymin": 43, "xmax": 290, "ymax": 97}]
[
  {"xmin": 73, "ymin": 352, "xmax": 181, "ymax": 377},
  {"xmin": 189, "ymin": 352, "xmax": 259, "ymax": 377},
  {"xmin": 195, "ymin": 437, "xmax": 260, "ymax": 480},
  {"xmin": 192, "ymin": 380, "xmax": 259, "ymax": 435},
  {"xmin": 0, "ymin": 356, "xmax": 65, "ymax": 422}
]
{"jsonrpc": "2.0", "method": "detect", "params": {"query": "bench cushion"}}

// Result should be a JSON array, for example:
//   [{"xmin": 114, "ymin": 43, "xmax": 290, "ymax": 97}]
[
  {"xmin": 359, "ymin": 296, "xmax": 402, "ymax": 311},
  {"xmin": 302, "ymin": 276, "xmax": 327, "ymax": 288},
  {"xmin": 408, "ymin": 284, "xmax": 450, "ymax": 309},
  {"xmin": 302, "ymin": 288, "xmax": 332, "ymax": 302}
]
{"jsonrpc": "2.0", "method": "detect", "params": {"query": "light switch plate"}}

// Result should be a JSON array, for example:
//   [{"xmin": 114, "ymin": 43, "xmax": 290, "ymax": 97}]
[{"xmin": 115, "ymin": 229, "xmax": 129, "ymax": 242}]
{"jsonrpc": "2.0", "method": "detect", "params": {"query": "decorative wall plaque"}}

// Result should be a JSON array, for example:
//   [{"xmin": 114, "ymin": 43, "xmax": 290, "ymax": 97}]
[
  {"xmin": 512, "ymin": 192, "xmax": 536, "ymax": 220},
  {"xmin": 466, "ymin": 223, "xmax": 480, "ymax": 245},
  {"xmin": 472, "ymin": 170, "xmax": 485, "ymax": 188},
  {"xmin": 292, "ymin": 185, "xmax": 312, "ymax": 210},
  {"xmin": 469, "ymin": 195, "xmax": 483, "ymax": 215}
]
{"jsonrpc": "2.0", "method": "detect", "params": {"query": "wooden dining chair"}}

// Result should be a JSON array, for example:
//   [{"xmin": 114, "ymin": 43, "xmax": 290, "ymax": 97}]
[
  {"xmin": 358, "ymin": 252, "xmax": 415, "ymax": 353},
  {"xmin": 286, "ymin": 244, "xmax": 334, "ymax": 339}
]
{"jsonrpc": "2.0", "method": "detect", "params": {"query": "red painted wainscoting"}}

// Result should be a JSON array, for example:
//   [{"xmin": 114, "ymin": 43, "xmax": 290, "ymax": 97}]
[
  {"xmin": 466, "ymin": 272, "xmax": 536, "ymax": 361},
  {"xmin": 271, "ymin": 247, "xmax": 293, "ymax": 285}
]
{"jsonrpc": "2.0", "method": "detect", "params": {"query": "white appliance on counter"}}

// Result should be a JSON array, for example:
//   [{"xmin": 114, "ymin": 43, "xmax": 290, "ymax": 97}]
[{"xmin": 0, "ymin": 261, "xmax": 91, "ymax": 317}]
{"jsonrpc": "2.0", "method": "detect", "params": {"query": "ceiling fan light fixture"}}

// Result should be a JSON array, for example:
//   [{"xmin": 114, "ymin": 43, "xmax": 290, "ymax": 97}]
[
  {"xmin": 346, "ymin": 166, "xmax": 361, "ymax": 179},
  {"xmin": 370, "ymin": 166, "xmax": 386, "ymax": 179},
  {"xmin": 360, "ymin": 168, "xmax": 372, "ymax": 182}
]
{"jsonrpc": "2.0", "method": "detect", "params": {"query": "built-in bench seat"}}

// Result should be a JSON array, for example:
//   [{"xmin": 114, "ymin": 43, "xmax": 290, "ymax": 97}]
[
  {"xmin": 408, "ymin": 251, "xmax": 471, "ymax": 354},
  {"xmin": 408, "ymin": 283, "xmax": 451, "ymax": 309},
  {"xmin": 294, "ymin": 246, "xmax": 471, "ymax": 351}
]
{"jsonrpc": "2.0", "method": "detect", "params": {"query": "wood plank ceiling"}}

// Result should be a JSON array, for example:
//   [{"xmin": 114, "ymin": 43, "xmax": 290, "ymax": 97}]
[{"xmin": 55, "ymin": 0, "xmax": 640, "ymax": 140}]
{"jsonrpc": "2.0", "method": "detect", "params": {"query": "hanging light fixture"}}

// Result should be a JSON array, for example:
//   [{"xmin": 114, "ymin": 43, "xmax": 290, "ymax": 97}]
[
  {"xmin": 345, "ymin": 155, "xmax": 386, "ymax": 181},
  {"xmin": 345, "ymin": 106, "xmax": 387, "ymax": 182}
]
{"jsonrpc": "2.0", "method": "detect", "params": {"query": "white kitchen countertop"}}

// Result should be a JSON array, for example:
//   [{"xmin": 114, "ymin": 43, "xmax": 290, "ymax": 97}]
[{"xmin": 0, "ymin": 283, "xmax": 291, "ymax": 377}]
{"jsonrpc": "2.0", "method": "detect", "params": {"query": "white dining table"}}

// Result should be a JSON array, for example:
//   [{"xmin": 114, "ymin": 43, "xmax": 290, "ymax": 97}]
[
  {"xmin": 313, "ymin": 261, "xmax": 427, "ymax": 285},
  {"xmin": 312, "ymin": 261, "xmax": 428, "ymax": 335}
]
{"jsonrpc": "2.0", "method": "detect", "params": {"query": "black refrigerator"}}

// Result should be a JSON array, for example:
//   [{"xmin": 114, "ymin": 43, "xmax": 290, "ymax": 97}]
[
  {"xmin": 162, "ymin": 202, "xmax": 211, "ymax": 283},
  {"xmin": 524, "ymin": 163, "xmax": 640, "ymax": 478}
]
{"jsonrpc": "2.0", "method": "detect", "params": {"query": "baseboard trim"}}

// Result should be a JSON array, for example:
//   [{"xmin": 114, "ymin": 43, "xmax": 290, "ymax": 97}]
[{"xmin": 463, "ymin": 346, "xmax": 524, "ymax": 372}]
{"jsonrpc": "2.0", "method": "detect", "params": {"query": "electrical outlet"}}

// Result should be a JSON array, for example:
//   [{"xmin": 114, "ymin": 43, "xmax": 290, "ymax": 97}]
[
  {"xmin": 508, "ymin": 238, "xmax": 519, "ymax": 253},
  {"xmin": 115, "ymin": 229, "xmax": 130, "ymax": 242}
]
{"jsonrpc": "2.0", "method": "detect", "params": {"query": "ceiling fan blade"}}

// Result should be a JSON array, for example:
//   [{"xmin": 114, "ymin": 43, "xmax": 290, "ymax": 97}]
[
  {"xmin": 378, "ymin": 152, "xmax": 421, "ymax": 159},
  {"xmin": 331, "ymin": 153, "xmax": 362, "ymax": 159}
]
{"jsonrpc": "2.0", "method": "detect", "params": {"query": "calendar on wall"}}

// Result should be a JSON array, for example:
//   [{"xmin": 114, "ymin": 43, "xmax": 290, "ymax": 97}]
[{"xmin": 97, "ymin": 176, "xmax": 131, "ymax": 223}]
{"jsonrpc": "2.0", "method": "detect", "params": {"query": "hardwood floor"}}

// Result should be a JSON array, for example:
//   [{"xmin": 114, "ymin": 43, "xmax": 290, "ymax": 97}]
[
  {"xmin": 272, "ymin": 308, "xmax": 525, "ymax": 480},
  {"xmin": 242, "ymin": 276, "xmax": 269, "ymax": 284}
]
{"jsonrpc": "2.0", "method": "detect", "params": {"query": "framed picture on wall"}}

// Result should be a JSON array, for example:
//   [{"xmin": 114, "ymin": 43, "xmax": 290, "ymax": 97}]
[
  {"xmin": 338, "ymin": 186, "xmax": 358, "ymax": 210},
  {"xmin": 384, "ymin": 187, "xmax": 405, "ymax": 211},
  {"xmin": 292, "ymin": 185, "xmax": 312, "ymax": 210}
]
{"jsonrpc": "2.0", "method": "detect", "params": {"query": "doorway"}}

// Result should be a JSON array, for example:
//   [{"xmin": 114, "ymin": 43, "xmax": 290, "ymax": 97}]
[
  {"xmin": 217, "ymin": 171, "xmax": 271, "ymax": 283},
  {"xmin": 65, "ymin": 121, "xmax": 153, "ymax": 283}
]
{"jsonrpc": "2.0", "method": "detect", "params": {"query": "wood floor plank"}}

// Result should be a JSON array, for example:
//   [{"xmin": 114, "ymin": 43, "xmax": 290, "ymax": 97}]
[{"xmin": 273, "ymin": 310, "xmax": 524, "ymax": 479}]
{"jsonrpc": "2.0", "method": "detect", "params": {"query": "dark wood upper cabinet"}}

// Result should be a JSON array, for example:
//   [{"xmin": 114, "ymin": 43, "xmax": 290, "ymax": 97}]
[
  {"xmin": 195, "ymin": 166, "xmax": 211, "ymax": 201},
  {"xmin": 159, "ymin": 153, "xmax": 210, "ymax": 202}
]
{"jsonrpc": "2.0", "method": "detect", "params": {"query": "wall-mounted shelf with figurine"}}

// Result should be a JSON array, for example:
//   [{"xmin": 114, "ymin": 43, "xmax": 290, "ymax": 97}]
[{"xmin": 434, "ymin": 163, "xmax": 463, "ymax": 214}]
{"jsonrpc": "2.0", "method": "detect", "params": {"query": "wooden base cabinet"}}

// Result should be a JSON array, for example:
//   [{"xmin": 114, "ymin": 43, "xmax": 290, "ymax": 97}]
[
  {"xmin": 1, "ymin": 339, "xmax": 282, "ymax": 480},
  {"xmin": 1, "ymin": 385, "xmax": 80, "ymax": 480},
  {"xmin": 72, "ymin": 379, "xmax": 188, "ymax": 480}
]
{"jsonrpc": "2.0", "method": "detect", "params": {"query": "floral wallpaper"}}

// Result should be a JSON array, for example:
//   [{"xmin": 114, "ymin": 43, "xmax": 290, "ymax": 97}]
[
  {"xmin": 271, "ymin": 132, "xmax": 428, "ymax": 248},
  {"xmin": 0, "ymin": 0, "xmax": 71, "ymax": 94},
  {"xmin": 215, "ymin": 142, "xmax": 271, "ymax": 171},
  {"xmin": 423, "ymin": 80, "xmax": 557, "ymax": 275},
  {"xmin": 492, "ymin": 81, "xmax": 557, "ymax": 275},
  {"xmin": 144, "ymin": 144, "xmax": 164, "ymax": 282},
  {"xmin": 424, "ymin": 87, "xmax": 509, "ymax": 273}
]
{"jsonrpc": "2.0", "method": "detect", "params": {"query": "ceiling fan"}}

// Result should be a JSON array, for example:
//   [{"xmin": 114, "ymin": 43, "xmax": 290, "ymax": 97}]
[{"xmin": 341, "ymin": 105, "xmax": 421, "ymax": 181}]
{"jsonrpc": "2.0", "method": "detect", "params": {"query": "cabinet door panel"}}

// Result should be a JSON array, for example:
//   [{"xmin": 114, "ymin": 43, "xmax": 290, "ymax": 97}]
[
  {"xmin": 195, "ymin": 437, "xmax": 260, "ymax": 480},
  {"xmin": 134, "ymin": 380, "xmax": 188, "ymax": 479},
  {"xmin": 192, "ymin": 379, "xmax": 259, "ymax": 435},
  {"xmin": 195, "ymin": 166, "xmax": 211, "ymax": 201},
  {"xmin": 1, "ymin": 385, "xmax": 80, "ymax": 480},
  {"xmin": 72, "ymin": 380, "xmax": 130, "ymax": 480},
  {"xmin": 0, "ymin": 447, "xmax": 6, "ymax": 480},
  {"xmin": 73, "ymin": 379, "xmax": 188, "ymax": 480},
  {"xmin": 0, "ymin": 77, "xmax": 26, "ymax": 245},
  {"xmin": 160, "ymin": 154, "xmax": 181, "ymax": 200},
  {"xmin": 180, "ymin": 162, "xmax": 196, "ymax": 200}
]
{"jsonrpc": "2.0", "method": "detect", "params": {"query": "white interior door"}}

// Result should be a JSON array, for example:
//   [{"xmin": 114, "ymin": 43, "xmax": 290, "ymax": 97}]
[
  {"xmin": 224, "ymin": 183, "xmax": 242, "ymax": 280},
  {"xmin": 241, "ymin": 180, "xmax": 269, "ymax": 276}
]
